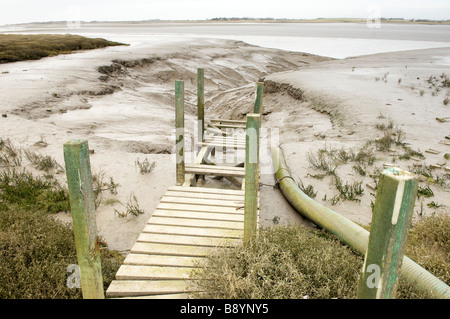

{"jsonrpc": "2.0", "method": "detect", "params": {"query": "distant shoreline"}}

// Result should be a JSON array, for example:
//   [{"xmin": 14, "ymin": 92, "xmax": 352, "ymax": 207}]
[{"xmin": 3, "ymin": 17, "xmax": 450, "ymax": 28}]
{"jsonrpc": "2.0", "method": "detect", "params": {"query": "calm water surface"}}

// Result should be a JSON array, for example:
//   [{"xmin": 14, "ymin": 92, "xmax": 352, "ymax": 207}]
[{"xmin": 2, "ymin": 22, "xmax": 450, "ymax": 58}]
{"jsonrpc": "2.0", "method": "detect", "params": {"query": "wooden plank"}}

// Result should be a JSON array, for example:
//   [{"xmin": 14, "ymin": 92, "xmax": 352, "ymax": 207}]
[
  {"xmin": 206, "ymin": 126, "xmax": 227, "ymax": 136},
  {"xmin": 184, "ymin": 167, "xmax": 245, "ymax": 177},
  {"xmin": 184, "ymin": 166, "xmax": 245, "ymax": 175},
  {"xmin": 123, "ymin": 253, "xmax": 206, "ymax": 268},
  {"xmin": 164, "ymin": 190, "xmax": 244, "ymax": 201},
  {"xmin": 152, "ymin": 210, "xmax": 245, "ymax": 222},
  {"xmin": 204, "ymin": 138, "xmax": 246, "ymax": 145},
  {"xmin": 167, "ymin": 186, "xmax": 244, "ymax": 195},
  {"xmin": 160, "ymin": 196, "xmax": 244, "ymax": 208},
  {"xmin": 200, "ymin": 142, "xmax": 246, "ymax": 149},
  {"xmin": 137, "ymin": 233, "xmax": 241, "ymax": 247},
  {"xmin": 214, "ymin": 124, "xmax": 246, "ymax": 129},
  {"xmin": 131, "ymin": 242, "xmax": 213, "ymax": 257},
  {"xmin": 205, "ymin": 135, "xmax": 246, "ymax": 140},
  {"xmin": 210, "ymin": 119, "xmax": 247, "ymax": 124},
  {"xmin": 148, "ymin": 216, "xmax": 244, "ymax": 230},
  {"xmin": 106, "ymin": 280, "xmax": 199, "ymax": 297},
  {"xmin": 205, "ymin": 120, "xmax": 229, "ymax": 135},
  {"xmin": 143, "ymin": 224, "xmax": 242, "ymax": 238},
  {"xmin": 186, "ymin": 164, "xmax": 245, "ymax": 172},
  {"xmin": 115, "ymin": 265, "xmax": 198, "ymax": 280},
  {"xmin": 157, "ymin": 202, "xmax": 244, "ymax": 214}
]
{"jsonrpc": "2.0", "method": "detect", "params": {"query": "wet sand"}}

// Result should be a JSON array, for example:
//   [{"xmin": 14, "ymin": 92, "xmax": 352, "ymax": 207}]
[{"xmin": 0, "ymin": 36, "xmax": 449, "ymax": 252}]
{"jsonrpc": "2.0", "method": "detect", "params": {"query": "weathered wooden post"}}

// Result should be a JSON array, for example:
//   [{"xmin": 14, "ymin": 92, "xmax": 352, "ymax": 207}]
[
  {"xmin": 357, "ymin": 167, "xmax": 418, "ymax": 299},
  {"xmin": 244, "ymin": 113, "xmax": 260, "ymax": 245},
  {"xmin": 253, "ymin": 82, "xmax": 264, "ymax": 115},
  {"xmin": 197, "ymin": 68, "xmax": 206, "ymax": 185},
  {"xmin": 175, "ymin": 80, "xmax": 185, "ymax": 186},
  {"xmin": 197, "ymin": 68, "xmax": 205, "ymax": 148},
  {"xmin": 63, "ymin": 140, "xmax": 104, "ymax": 299}
]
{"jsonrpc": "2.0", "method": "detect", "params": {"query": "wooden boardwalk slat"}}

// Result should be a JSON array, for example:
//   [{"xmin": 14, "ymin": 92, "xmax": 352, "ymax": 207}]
[
  {"xmin": 143, "ymin": 224, "xmax": 243, "ymax": 238},
  {"xmin": 106, "ymin": 280, "xmax": 200, "ymax": 297},
  {"xmin": 184, "ymin": 165, "xmax": 245, "ymax": 177},
  {"xmin": 130, "ymin": 242, "xmax": 213, "ymax": 257},
  {"xmin": 164, "ymin": 190, "xmax": 244, "ymax": 201},
  {"xmin": 213, "ymin": 124, "xmax": 246, "ymax": 129},
  {"xmin": 186, "ymin": 164, "xmax": 245, "ymax": 172},
  {"xmin": 157, "ymin": 202, "xmax": 244, "ymax": 214},
  {"xmin": 199, "ymin": 142, "xmax": 246, "ymax": 149},
  {"xmin": 210, "ymin": 119, "xmax": 247, "ymax": 124},
  {"xmin": 137, "ymin": 233, "xmax": 241, "ymax": 247},
  {"xmin": 152, "ymin": 209, "xmax": 245, "ymax": 222},
  {"xmin": 123, "ymin": 253, "xmax": 206, "ymax": 268},
  {"xmin": 160, "ymin": 196, "xmax": 244, "ymax": 208},
  {"xmin": 116, "ymin": 265, "xmax": 198, "ymax": 280},
  {"xmin": 167, "ymin": 185, "xmax": 244, "ymax": 195},
  {"xmin": 148, "ymin": 216, "xmax": 244, "ymax": 230},
  {"xmin": 204, "ymin": 139, "xmax": 246, "ymax": 146}
]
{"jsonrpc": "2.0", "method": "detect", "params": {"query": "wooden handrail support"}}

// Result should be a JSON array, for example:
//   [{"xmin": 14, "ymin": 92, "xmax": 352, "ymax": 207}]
[
  {"xmin": 63, "ymin": 140, "xmax": 104, "ymax": 299},
  {"xmin": 253, "ymin": 82, "xmax": 264, "ymax": 115},
  {"xmin": 175, "ymin": 80, "xmax": 185, "ymax": 186},
  {"xmin": 244, "ymin": 113, "xmax": 260, "ymax": 245},
  {"xmin": 357, "ymin": 167, "xmax": 418, "ymax": 299}
]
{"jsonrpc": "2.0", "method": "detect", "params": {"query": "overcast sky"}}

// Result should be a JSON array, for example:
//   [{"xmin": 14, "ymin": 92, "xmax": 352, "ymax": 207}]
[{"xmin": 1, "ymin": 0, "xmax": 449, "ymax": 25}]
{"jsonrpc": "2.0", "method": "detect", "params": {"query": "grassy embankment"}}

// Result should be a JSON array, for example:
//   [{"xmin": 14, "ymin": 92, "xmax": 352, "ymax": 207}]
[{"xmin": 0, "ymin": 34, "xmax": 127, "ymax": 64}]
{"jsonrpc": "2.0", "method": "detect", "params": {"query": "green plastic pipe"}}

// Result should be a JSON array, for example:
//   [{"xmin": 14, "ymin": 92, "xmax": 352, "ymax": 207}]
[{"xmin": 272, "ymin": 146, "xmax": 450, "ymax": 299}]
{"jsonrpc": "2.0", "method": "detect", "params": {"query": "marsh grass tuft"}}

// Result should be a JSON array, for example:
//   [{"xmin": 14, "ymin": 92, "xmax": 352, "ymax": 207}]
[
  {"xmin": 297, "ymin": 178, "xmax": 317, "ymax": 199},
  {"xmin": 23, "ymin": 149, "xmax": 62, "ymax": 173},
  {"xmin": 332, "ymin": 175, "xmax": 364, "ymax": 204},
  {"xmin": 92, "ymin": 171, "xmax": 119, "ymax": 209},
  {"xmin": 114, "ymin": 193, "xmax": 144, "ymax": 217}
]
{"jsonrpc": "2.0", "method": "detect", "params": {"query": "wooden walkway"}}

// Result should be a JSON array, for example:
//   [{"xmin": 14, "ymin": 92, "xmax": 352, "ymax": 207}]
[
  {"xmin": 106, "ymin": 73, "xmax": 262, "ymax": 299},
  {"xmin": 106, "ymin": 127, "xmax": 259, "ymax": 299}
]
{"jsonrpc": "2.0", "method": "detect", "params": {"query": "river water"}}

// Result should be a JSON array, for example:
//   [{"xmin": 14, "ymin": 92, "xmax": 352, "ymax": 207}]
[{"xmin": 2, "ymin": 21, "xmax": 450, "ymax": 58}]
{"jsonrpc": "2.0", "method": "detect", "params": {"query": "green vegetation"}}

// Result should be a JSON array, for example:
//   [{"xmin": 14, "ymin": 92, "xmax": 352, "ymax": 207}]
[
  {"xmin": 193, "ymin": 213, "xmax": 449, "ymax": 299},
  {"xmin": 114, "ymin": 192, "xmax": 145, "ymax": 218},
  {"xmin": 0, "ymin": 138, "xmax": 124, "ymax": 298},
  {"xmin": 0, "ymin": 34, "xmax": 126, "ymax": 63},
  {"xmin": 296, "ymin": 179, "xmax": 317, "ymax": 199}
]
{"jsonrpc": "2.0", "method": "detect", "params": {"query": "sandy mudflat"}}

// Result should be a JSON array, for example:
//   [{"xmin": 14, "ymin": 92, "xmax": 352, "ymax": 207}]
[{"xmin": 0, "ymin": 37, "xmax": 449, "ymax": 252}]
